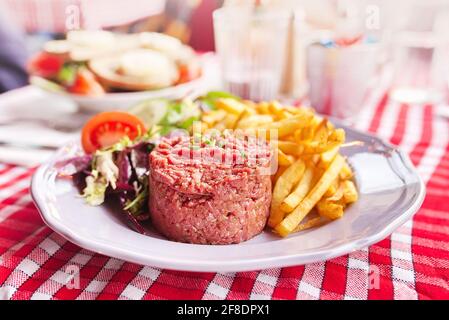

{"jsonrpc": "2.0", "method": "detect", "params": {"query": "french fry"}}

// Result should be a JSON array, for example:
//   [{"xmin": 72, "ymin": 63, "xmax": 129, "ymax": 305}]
[
  {"xmin": 272, "ymin": 165, "xmax": 288, "ymax": 185},
  {"xmin": 202, "ymin": 110, "xmax": 227, "ymax": 126},
  {"xmin": 293, "ymin": 216, "xmax": 326, "ymax": 232},
  {"xmin": 317, "ymin": 201, "xmax": 344, "ymax": 220},
  {"xmin": 241, "ymin": 106, "xmax": 257, "ymax": 118},
  {"xmin": 342, "ymin": 180, "xmax": 358, "ymax": 204},
  {"xmin": 319, "ymin": 146, "xmax": 340, "ymax": 169},
  {"xmin": 323, "ymin": 178, "xmax": 339, "ymax": 197},
  {"xmin": 215, "ymin": 98, "xmax": 246, "ymax": 115},
  {"xmin": 296, "ymin": 126, "xmax": 315, "ymax": 141},
  {"xmin": 268, "ymin": 101, "xmax": 288, "ymax": 120},
  {"xmin": 301, "ymin": 141, "xmax": 341, "ymax": 154},
  {"xmin": 278, "ymin": 149, "xmax": 295, "ymax": 166},
  {"xmin": 223, "ymin": 113, "xmax": 240, "ymax": 129},
  {"xmin": 268, "ymin": 159, "xmax": 306, "ymax": 228},
  {"xmin": 277, "ymin": 141, "xmax": 304, "ymax": 156},
  {"xmin": 280, "ymin": 167, "xmax": 314, "ymax": 213},
  {"xmin": 275, "ymin": 154, "xmax": 345, "ymax": 237},
  {"xmin": 284, "ymin": 105, "xmax": 304, "ymax": 114},
  {"xmin": 313, "ymin": 119, "xmax": 329, "ymax": 143},
  {"xmin": 262, "ymin": 113, "xmax": 314, "ymax": 138},
  {"xmin": 326, "ymin": 182, "xmax": 344, "ymax": 201},
  {"xmin": 283, "ymin": 135, "xmax": 296, "ymax": 142},
  {"xmin": 256, "ymin": 102, "xmax": 270, "ymax": 114},
  {"xmin": 339, "ymin": 160, "xmax": 353, "ymax": 180},
  {"xmin": 236, "ymin": 115, "xmax": 273, "ymax": 129},
  {"xmin": 329, "ymin": 128, "xmax": 345, "ymax": 144}
]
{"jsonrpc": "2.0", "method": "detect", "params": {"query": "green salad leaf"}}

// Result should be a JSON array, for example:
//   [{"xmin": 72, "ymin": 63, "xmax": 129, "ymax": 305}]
[
  {"xmin": 82, "ymin": 147, "xmax": 119, "ymax": 206},
  {"xmin": 158, "ymin": 99, "xmax": 201, "ymax": 134},
  {"xmin": 57, "ymin": 63, "xmax": 82, "ymax": 86}
]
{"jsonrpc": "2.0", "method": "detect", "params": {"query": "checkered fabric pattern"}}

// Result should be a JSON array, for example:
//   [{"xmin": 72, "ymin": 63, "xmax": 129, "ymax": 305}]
[{"xmin": 1, "ymin": 81, "xmax": 449, "ymax": 300}]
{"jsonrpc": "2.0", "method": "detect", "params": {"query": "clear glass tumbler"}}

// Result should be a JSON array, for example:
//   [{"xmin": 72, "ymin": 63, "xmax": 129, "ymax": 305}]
[
  {"xmin": 389, "ymin": 2, "xmax": 449, "ymax": 104},
  {"xmin": 213, "ymin": 7, "xmax": 290, "ymax": 101},
  {"xmin": 307, "ymin": 42, "xmax": 381, "ymax": 120}
]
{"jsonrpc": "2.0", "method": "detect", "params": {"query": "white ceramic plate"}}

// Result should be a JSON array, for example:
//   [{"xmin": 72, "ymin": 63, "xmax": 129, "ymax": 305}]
[
  {"xmin": 31, "ymin": 124, "xmax": 425, "ymax": 272},
  {"xmin": 31, "ymin": 76, "xmax": 204, "ymax": 113}
]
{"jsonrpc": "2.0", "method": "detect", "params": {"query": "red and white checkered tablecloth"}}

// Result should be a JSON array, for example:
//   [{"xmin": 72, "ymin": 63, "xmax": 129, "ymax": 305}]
[{"xmin": 1, "ymin": 82, "xmax": 449, "ymax": 300}]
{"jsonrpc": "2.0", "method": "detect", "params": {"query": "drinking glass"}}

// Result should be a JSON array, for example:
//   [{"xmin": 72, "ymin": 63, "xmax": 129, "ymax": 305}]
[
  {"xmin": 307, "ymin": 41, "xmax": 381, "ymax": 120},
  {"xmin": 213, "ymin": 7, "xmax": 290, "ymax": 101},
  {"xmin": 389, "ymin": 2, "xmax": 449, "ymax": 104}
]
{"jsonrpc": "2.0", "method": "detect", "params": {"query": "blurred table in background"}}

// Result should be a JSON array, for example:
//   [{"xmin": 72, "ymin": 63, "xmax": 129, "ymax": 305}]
[{"xmin": 0, "ymin": 86, "xmax": 82, "ymax": 166}]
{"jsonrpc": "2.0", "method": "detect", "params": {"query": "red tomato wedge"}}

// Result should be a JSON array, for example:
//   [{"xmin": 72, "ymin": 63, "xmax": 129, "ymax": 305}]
[
  {"xmin": 177, "ymin": 63, "xmax": 201, "ymax": 84},
  {"xmin": 81, "ymin": 112, "xmax": 146, "ymax": 154},
  {"xmin": 27, "ymin": 52, "xmax": 64, "ymax": 78},
  {"xmin": 69, "ymin": 69, "xmax": 105, "ymax": 96},
  {"xmin": 335, "ymin": 35, "xmax": 363, "ymax": 47}
]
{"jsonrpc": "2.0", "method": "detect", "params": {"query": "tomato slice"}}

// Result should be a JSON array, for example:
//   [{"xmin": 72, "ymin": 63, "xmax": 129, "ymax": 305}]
[
  {"xmin": 335, "ymin": 35, "xmax": 362, "ymax": 47},
  {"xmin": 69, "ymin": 69, "xmax": 105, "ymax": 96},
  {"xmin": 81, "ymin": 112, "xmax": 147, "ymax": 154},
  {"xmin": 27, "ymin": 52, "xmax": 64, "ymax": 78},
  {"xmin": 177, "ymin": 63, "xmax": 201, "ymax": 84}
]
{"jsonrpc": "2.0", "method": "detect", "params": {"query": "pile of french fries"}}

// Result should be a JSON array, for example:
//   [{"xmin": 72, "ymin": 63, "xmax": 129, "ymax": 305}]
[{"xmin": 201, "ymin": 98, "xmax": 358, "ymax": 237}]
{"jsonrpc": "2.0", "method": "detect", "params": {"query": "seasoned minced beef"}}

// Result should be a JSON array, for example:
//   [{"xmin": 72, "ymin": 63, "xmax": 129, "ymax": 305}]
[{"xmin": 149, "ymin": 133, "xmax": 272, "ymax": 244}]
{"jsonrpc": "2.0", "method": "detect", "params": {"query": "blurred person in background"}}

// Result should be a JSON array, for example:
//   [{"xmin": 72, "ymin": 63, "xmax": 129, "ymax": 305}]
[{"xmin": 0, "ymin": 3, "xmax": 28, "ymax": 93}]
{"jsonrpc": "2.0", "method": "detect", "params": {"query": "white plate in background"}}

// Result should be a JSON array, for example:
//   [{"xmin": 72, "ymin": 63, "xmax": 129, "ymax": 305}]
[{"xmin": 30, "ymin": 54, "xmax": 218, "ymax": 113}]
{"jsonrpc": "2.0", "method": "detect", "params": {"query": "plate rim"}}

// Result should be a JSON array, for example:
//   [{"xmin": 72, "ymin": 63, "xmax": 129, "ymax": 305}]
[{"xmin": 30, "ymin": 126, "xmax": 426, "ymax": 272}]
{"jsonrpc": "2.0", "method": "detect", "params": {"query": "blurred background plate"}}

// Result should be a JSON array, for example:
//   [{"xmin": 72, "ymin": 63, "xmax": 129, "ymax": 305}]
[{"xmin": 29, "ymin": 54, "xmax": 214, "ymax": 113}]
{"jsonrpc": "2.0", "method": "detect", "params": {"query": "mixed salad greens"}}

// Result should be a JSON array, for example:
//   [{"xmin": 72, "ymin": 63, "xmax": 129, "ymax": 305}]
[{"xmin": 60, "ymin": 91, "xmax": 238, "ymax": 234}]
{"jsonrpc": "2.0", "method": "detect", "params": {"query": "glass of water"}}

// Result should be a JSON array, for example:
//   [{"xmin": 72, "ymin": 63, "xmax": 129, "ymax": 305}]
[
  {"xmin": 213, "ymin": 7, "xmax": 290, "ymax": 101},
  {"xmin": 389, "ymin": 2, "xmax": 449, "ymax": 104}
]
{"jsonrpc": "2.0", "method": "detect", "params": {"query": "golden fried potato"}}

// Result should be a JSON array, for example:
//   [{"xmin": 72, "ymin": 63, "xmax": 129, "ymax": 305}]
[
  {"xmin": 293, "ymin": 216, "xmax": 325, "ymax": 232},
  {"xmin": 268, "ymin": 101, "xmax": 288, "ymax": 120},
  {"xmin": 277, "ymin": 141, "xmax": 304, "ymax": 157},
  {"xmin": 280, "ymin": 166, "xmax": 314, "ymax": 213},
  {"xmin": 215, "ymin": 98, "xmax": 246, "ymax": 115},
  {"xmin": 339, "ymin": 161, "xmax": 354, "ymax": 180},
  {"xmin": 326, "ymin": 182, "xmax": 344, "ymax": 201},
  {"xmin": 223, "ymin": 113, "xmax": 240, "ymax": 129},
  {"xmin": 271, "ymin": 165, "xmax": 287, "ymax": 185},
  {"xmin": 329, "ymin": 128, "xmax": 345, "ymax": 144},
  {"xmin": 256, "ymin": 102, "xmax": 270, "ymax": 114},
  {"xmin": 202, "ymin": 110, "xmax": 227, "ymax": 126},
  {"xmin": 342, "ymin": 180, "xmax": 358, "ymax": 204},
  {"xmin": 300, "ymin": 140, "xmax": 341, "ymax": 154},
  {"xmin": 275, "ymin": 154, "xmax": 345, "ymax": 237},
  {"xmin": 278, "ymin": 149, "xmax": 295, "ymax": 166},
  {"xmin": 284, "ymin": 105, "xmax": 304, "ymax": 114},
  {"xmin": 313, "ymin": 119, "xmax": 329, "ymax": 143},
  {"xmin": 262, "ymin": 112, "xmax": 314, "ymax": 139},
  {"xmin": 323, "ymin": 179, "xmax": 339, "ymax": 198},
  {"xmin": 236, "ymin": 115, "xmax": 273, "ymax": 129},
  {"xmin": 319, "ymin": 146, "xmax": 340, "ymax": 169},
  {"xmin": 268, "ymin": 159, "xmax": 306, "ymax": 228},
  {"xmin": 317, "ymin": 201, "xmax": 344, "ymax": 220}
]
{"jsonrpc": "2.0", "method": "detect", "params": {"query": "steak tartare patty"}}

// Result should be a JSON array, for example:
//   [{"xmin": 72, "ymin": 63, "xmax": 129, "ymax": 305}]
[{"xmin": 149, "ymin": 133, "xmax": 272, "ymax": 245}]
